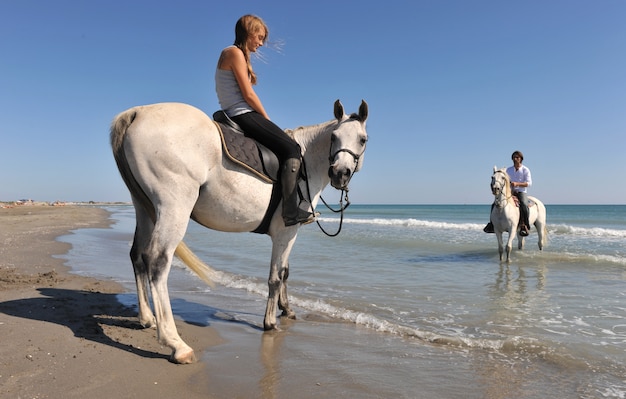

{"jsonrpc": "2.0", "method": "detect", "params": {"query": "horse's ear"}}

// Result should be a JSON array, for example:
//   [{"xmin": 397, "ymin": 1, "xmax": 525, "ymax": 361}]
[
  {"xmin": 493, "ymin": 165, "xmax": 497, "ymax": 172},
  {"xmin": 334, "ymin": 99, "xmax": 344, "ymax": 120},
  {"xmin": 358, "ymin": 100, "xmax": 368, "ymax": 122}
]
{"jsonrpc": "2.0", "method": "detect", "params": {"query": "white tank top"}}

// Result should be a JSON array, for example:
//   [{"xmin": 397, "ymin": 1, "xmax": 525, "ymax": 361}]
[{"xmin": 215, "ymin": 67, "xmax": 253, "ymax": 117}]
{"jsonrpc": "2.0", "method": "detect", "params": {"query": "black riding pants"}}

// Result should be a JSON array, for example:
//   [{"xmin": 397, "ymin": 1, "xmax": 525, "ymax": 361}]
[
  {"xmin": 231, "ymin": 111, "xmax": 301, "ymax": 162},
  {"xmin": 515, "ymin": 192, "xmax": 530, "ymax": 228}
]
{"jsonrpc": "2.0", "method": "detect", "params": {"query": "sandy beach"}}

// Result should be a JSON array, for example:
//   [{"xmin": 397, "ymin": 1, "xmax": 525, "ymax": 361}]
[
  {"xmin": 0, "ymin": 205, "xmax": 412, "ymax": 399},
  {"xmin": 0, "ymin": 206, "xmax": 223, "ymax": 399},
  {"xmin": 5, "ymin": 205, "xmax": 622, "ymax": 398}
]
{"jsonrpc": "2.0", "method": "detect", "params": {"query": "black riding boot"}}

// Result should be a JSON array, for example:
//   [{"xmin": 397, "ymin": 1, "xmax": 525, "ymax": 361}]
[
  {"xmin": 281, "ymin": 158, "xmax": 316, "ymax": 226},
  {"xmin": 519, "ymin": 204, "xmax": 530, "ymax": 236},
  {"xmin": 484, "ymin": 203, "xmax": 495, "ymax": 233}
]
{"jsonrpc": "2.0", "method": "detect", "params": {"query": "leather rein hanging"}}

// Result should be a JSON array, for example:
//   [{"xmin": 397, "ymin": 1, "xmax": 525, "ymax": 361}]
[{"xmin": 300, "ymin": 141, "xmax": 365, "ymax": 237}]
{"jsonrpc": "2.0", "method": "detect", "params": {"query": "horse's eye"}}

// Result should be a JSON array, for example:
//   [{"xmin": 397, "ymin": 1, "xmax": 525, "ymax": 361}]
[
  {"xmin": 360, "ymin": 137, "xmax": 368, "ymax": 146},
  {"xmin": 330, "ymin": 134, "xmax": 337, "ymax": 142}
]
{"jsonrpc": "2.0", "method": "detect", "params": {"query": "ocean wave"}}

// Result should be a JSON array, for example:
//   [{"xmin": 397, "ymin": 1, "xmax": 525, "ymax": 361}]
[
  {"xmin": 319, "ymin": 217, "xmax": 482, "ymax": 231},
  {"xmin": 549, "ymin": 224, "xmax": 626, "ymax": 238},
  {"xmin": 319, "ymin": 216, "xmax": 626, "ymax": 239},
  {"xmin": 287, "ymin": 294, "xmax": 552, "ymax": 354},
  {"xmin": 171, "ymin": 262, "xmax": 626, "ymax": 380},
  {"xmin": 530, "ymin": 250, "xmax": 626, "ymax": 266},
  {"xmin": 182, "ymin": 266, "xmax": 564, "ymax": 356}
]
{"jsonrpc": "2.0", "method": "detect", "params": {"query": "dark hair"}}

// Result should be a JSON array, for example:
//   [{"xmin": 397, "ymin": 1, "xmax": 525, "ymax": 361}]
[{"xmin": 511, "ymin": 150, "xmax": 524, "ymax": 161}]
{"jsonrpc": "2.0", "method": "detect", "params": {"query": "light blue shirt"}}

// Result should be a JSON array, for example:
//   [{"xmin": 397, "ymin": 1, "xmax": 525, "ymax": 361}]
[{"xmin": 506, "ymin": 165, "xmax": 532, "ymax": 193}]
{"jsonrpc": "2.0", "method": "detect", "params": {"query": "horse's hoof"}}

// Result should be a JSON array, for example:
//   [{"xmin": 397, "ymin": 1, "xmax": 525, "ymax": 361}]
[
  {"xmin": 263, "ymin": 322, "xmax": 279, "ymax": 331},
  {"xmin": 170, "ymin": 349, "xmax": 196, "ymax": 364},
  {"xmin": 280, "ymin": 310, "xmax": 296, "ymax": 320},
  {"xmin": 138, "ymin": 317, "xmax": 157, "ymax": 329}
]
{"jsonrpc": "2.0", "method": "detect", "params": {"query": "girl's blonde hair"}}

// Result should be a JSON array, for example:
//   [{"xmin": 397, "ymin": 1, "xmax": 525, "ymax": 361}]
[{"xmin": 234, "ymin": 15, "xmax": 268, "ymax": 85}]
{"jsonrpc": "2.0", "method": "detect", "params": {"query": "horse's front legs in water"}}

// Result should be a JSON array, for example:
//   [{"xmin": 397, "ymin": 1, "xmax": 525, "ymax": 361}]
[
  {"xmin": 495, "ymin": 228, "xmax": 515, "ymax": 263},
  {"xmin": 264, "ymin": 262, "xmax": 281, "ymax": 330},
  {"xmin": 264, "ymin": 263, "xmax": 295, "ymax": 330},
  {"xmin": 264, "ymin": 237, "xmax": 297, "ymax": 330},
  {"xmin": 496, "ymin": 232, "xmax": 505, "ymax": 262}
]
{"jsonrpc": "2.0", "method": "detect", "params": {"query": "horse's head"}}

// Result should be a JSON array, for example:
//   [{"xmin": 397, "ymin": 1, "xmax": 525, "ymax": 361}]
[
  {"xmin": 491, "ymin": 166, "xmax": 511, "ymax": 203},
  {"xmin": 328, "ymin": 99, "xmax": 368, "ymax": 190}
]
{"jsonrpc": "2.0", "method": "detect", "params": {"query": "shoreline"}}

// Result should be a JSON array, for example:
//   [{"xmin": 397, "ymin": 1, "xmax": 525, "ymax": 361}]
[{"xmin": 0, "ymin": 206, "xmax": 221, "ymax": 398}]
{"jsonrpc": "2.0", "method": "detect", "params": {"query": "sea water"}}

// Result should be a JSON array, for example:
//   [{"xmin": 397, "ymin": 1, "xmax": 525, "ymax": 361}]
[{"xmin": 60, "ymin": 204, "xmax": 626, "ymax": 398}]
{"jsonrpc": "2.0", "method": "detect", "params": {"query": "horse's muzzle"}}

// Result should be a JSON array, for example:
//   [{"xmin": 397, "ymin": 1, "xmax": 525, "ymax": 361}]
[{"xmin": 328, "ymin": 166, "xmax": 352, "ymax": 189}]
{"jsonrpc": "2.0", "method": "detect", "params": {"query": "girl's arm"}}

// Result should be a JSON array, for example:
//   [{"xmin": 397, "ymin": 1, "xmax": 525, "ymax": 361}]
[{"xmin": 221, "ymin": 47, "xmax": 270, "ymax": 120}]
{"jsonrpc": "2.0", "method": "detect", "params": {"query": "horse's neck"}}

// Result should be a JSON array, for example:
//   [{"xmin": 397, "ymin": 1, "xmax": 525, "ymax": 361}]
[
  {"xmin": 502, "ymin": 177, "xmax": 516, "ymax": 206},
  {"xmin": 290, "ymin": 120, "xmax": 334, "ymax": 149},
  {"xmin": 291, "ymin": 120, "xmax": 335, "ymax": 196}
]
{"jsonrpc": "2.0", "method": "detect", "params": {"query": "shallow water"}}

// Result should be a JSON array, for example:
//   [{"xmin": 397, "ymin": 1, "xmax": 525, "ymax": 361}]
[{"xmin": 59, "ymin": 204, "xmax": 626, "ymax": 398}]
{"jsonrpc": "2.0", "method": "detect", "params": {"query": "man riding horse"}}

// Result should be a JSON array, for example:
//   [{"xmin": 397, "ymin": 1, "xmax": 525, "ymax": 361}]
[{"xmin": 484, "ymin": 150, "xmax": 533, "ymax": 236}]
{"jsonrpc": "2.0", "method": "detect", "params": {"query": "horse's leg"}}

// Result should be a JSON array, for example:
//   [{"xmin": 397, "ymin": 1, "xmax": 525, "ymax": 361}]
[
  {"xmin": 535, "ymin": 210, "xmax": 546, "ymax": 251},
  {"xmin": 278, "ymin": 263, "xmax": 296, "ymax": 319},
  {"xmin": 144, "ymin": 205, "xmax": 196, "ymax": 363},
  {"xmin": 496, "ymin": 231, "xmax": 505, "ymax": 262},
  {"xmin": 505, "ymin": 224, "xmax": 517, "ymax": 263},
  {"xmin": 130, "ymin": 199, "xmax": 156, "ymax": 328},
  {"xmin": 264, "ymin": 232, "xmax": 298, "ymax": 330},
  {"xmin": 518, "ymin": 235, "xmax": 525, "ymax": 250}
]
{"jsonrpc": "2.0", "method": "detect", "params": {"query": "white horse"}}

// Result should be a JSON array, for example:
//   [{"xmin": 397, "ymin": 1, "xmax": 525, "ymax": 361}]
[
  {"xmin": 110, "ymin": 100, "xmax": 368, "ymax": 363},
  {"xmin": 490, "ymin": 166, "xmax": 547, "ymax": 262}
]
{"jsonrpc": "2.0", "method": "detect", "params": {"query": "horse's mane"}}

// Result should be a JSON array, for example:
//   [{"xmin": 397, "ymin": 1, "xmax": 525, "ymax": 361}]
[
  {"xmin": 284, "ymin": 110, "xmax": 362, "ymax": 146},
  {"xmin": 284, "ymin": 119, "xmax": 337, "ymax": 148}
]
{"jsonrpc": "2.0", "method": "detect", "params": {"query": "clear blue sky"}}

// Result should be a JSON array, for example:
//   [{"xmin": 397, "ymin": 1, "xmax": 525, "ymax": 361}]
[{"xmin": 1, "ymin": 1, "xmax": 624, "ymax": 204}]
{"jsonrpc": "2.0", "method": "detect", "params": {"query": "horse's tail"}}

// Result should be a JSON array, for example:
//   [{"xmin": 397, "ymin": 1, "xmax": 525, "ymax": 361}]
[
  {"xmin": 174, "ymin": 242, "xmax": 217, "ymax": 288},
  {"xmin": 110, "ymin": 108, "xmax": 155, "ymax": 218},
  {"xmin": 109, "ymin": 108, "xmax": 217, "ymax": 287}
]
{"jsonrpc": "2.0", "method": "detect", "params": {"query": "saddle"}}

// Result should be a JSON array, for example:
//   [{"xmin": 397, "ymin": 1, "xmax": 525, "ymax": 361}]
[
  {"xmin": 212, "ymin": 111, "xmax": 280, "ymax": 183},
  {"xmin": 512, "ymin": 196, "xmax": 535, "ymax": 208},
  {"xmin": 211, "ymin": 111, "xmax": 282, "ymax": 235}
]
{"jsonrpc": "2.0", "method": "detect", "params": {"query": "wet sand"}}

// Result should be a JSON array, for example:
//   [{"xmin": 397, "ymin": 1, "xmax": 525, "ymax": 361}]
[
  {"xmin": 1, "ymin": 205, "xmax": 541, "ymax": 398},
  {"xmin": 0, "ymin": 206, "xmax": 224, "ymax": 399},
  {"xmin": 0, "ymin": 205, "xmax": 391, "ymax": 399}
]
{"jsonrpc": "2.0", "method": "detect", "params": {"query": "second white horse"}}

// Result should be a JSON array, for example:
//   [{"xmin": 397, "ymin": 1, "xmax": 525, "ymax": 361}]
[{"xmin": 490, "ymin": 166, "xmax": 547, "ymax": 262}]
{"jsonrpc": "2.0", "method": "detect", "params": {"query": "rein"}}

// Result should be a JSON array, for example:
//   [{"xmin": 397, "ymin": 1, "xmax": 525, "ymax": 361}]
[
  {"xmin": 298, "ymin": 141, "xmax": 363, "ymax": 237},
  {"xmin": 299, "ymin": 158, "xmax": 351, "ymax": 237},
  {"xmin": 297, "ymin": 118, "xmax": 366, "ymax": 237},
  {"xmin": 316, "ymin": 189, "xmax": 350, "ymax": 237},
  {"xmin": 313, "ymin": 136, "xmax": 366, "ymax": 236}
]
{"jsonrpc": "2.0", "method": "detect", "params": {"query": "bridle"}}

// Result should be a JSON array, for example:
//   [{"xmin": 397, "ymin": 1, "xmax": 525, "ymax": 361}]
[
  {"xmin": 491, "ymin": 170, "xmax": 512, "ymax": 209},
  {"xmin": 301, "ymin": 127, "xmax": 367, "ymax": 237},
  {"xmin": 327, "ymin": 144, "xmax": 366, "ymax": 188}
]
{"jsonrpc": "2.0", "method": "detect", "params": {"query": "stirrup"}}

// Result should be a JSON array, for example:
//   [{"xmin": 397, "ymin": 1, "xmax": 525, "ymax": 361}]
[
  {"xmin": 483, "ymin": 222, "xmax": 495, "ymax": 233},
  {"xmin": 284, "ymin": 210, "xmax": 319, "ymax": 227}
]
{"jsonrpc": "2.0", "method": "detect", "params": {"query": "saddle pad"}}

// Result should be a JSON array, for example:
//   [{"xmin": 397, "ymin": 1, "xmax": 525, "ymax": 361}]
[
  {"xmin": 513, "ymin": 197, "xmax": 535, "ymax": 208},
  {"xmin": 213, "ymin": 121, "xmax": 276, "ymax": 183}
]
